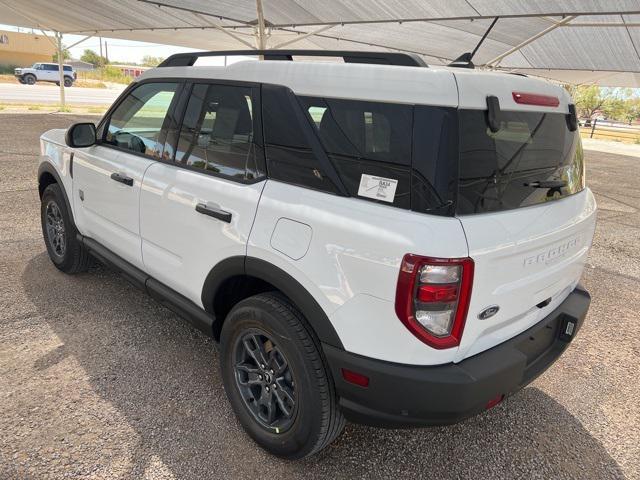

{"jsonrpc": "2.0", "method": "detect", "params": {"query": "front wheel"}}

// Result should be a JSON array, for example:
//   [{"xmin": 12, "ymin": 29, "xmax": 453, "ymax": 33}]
[
  {"xmin": 41, "ymin": 183, "xmax": 91, "ymax": 273},
  {"xmin": 220, "ymin": 293, "xmax": 345, "ymax": 459},
  {"xmin": 24, "ymin": 74, "xmax": 36, "ymax": 85},
  {"xmin": 64, "ymin": 77, "xmax": 73, "ymax": 87}
]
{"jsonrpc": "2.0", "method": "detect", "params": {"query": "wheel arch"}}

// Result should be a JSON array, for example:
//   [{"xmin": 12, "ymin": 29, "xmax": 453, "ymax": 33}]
[
  {"xmin": 38, "ymin": 161, "xmax": 77, "ymax": 231},
  {"xmin": 202, "ymin": 256, "xmax": 344, "ymax": 349}
]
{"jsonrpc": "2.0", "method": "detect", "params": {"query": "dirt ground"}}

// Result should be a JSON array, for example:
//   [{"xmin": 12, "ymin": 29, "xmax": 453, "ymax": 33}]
[{"xmin": 0, "ymin": 114, "xmax": 638, "ymax": 479}]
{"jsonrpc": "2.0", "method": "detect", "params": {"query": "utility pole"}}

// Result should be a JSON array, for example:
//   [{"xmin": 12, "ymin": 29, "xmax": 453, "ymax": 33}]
[
  {"xmin": 56, "ymin": 31, "xmax": 65, "ymax": 109},
  {"xmin": 105, "ymin": 41, "xmax": 109, "ymax": 63}
]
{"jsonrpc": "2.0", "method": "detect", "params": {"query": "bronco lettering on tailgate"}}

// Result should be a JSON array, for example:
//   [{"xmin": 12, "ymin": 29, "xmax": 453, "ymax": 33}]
[{"xmin": 523, "ymin": 237, "xmax": 579, "ymax": 267}]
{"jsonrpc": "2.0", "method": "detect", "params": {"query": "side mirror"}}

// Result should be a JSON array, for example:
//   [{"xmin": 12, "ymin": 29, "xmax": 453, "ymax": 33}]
[{"xmin": 65, "ymin": 122, "xmax": 96, "ymax": 148}]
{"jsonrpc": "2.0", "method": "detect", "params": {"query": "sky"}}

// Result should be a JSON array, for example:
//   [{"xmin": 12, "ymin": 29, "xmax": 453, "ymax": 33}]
[{"xmin": 1, "ymin": 24, "xmax": 199, "ymax": 64}]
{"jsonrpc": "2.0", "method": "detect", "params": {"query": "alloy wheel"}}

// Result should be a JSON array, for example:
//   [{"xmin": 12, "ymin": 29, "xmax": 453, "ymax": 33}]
[
  {"xmin": 233, "ymin": 329, "xmax": 297, "ymax": 433},
  {"xmin": 45, "ymin": 200, "xmax": 66, "ymax": 258}
]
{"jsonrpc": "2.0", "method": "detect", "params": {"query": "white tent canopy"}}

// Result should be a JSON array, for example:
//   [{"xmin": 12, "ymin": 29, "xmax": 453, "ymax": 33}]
[{"xmin": 2, "ymin": 0, "xmax": 640, "ymax": 90}]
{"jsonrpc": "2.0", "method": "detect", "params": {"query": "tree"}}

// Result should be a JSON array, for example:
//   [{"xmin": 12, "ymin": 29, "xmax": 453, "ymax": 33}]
[
  {"xmin": 622, "ymin": 98, "xmax": 640, "ymax": 124},
  {"xmin": 52, "ymin": 47, "xmax": 70, "ymax": 62},
  {"xmin": 573, "ymin": 85, "xmax": 606, "ymax": 120},
  {"xmin": 141, "ymin": 55, "xmax": 165, "ymax": 67},
  {"xmin": 80, "ymin": 49, "xmax": 108, "ymax": 67},
  {"xmin": 571, "ymin": 85, "xmax": 640, "ymax": 123}
]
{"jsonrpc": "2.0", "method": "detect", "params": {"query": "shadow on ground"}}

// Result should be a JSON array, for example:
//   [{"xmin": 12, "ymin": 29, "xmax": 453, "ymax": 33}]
[{"xmin": 20, "ymin": 252, "xmax": 625, "ymax": 479}]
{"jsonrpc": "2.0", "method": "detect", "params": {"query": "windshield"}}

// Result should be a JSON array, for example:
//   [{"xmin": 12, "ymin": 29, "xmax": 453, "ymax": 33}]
[{"xmin": 457, "ymin": 110, "xmax": 584, "ymax": 215}]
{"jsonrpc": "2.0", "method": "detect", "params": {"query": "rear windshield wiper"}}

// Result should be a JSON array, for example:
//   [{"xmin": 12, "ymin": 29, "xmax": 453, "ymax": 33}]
[{"xmin": 523, "ymin": 180, "xmax": 566, "ymax": 189}]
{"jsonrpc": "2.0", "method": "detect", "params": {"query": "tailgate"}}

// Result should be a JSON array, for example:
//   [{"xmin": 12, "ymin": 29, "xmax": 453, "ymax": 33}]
[{"xmin": 456, "ymin": 189, "xmax": 596, "ymax": 361}]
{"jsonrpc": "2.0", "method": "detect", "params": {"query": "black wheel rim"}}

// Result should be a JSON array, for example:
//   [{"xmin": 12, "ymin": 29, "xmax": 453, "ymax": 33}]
[
  {"xmin": 45, "ymin": 200, "xmax": 66, "ymax": 258},
  {"xmin": 233, "ymin": 329, "xmax": 297, "ymax": 433}
]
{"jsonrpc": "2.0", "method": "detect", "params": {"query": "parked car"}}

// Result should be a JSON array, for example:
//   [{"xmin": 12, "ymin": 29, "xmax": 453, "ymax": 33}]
[
  {"xmin": 15, "ymin": 62, "xmax": 76, "ymax": 86},
  {"xmin": 37, "ymin": 50, "xmax": 596, "ymax": 459}
]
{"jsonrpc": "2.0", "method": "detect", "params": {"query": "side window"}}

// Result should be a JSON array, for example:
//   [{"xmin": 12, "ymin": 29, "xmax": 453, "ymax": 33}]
[
  {"xmin": 299, "ymin": 96, "xmax": 413, "ymax": 208},
  {"xmin": 104, "ymin": 82, "xmax": 179, "ymax": 158},
  {"xmin": 412, "ymin": 106, "xmax": 459, "ymax": 216},
  {"xmin": 45, "ymin": 64, "xmax": 57, "ymax": 71},
  {"xmin": 175, "ymin": 83, "xmax": 260, "ymax": 181},
  {"xmin": 262, "ymin": 86, "xmax": 338, "ymax": 194}
]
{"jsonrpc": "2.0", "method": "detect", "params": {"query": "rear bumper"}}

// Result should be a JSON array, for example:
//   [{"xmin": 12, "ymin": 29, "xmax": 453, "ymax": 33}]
[{"xmin": 323, "ymin": 285, "xmax": 590, "ymax": 428}]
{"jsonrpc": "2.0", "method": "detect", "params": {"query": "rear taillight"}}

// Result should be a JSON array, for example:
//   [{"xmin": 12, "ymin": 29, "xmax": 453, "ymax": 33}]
[{"xmin": 395, "ymin": 255, "xmax": 474, "ymax": 349}]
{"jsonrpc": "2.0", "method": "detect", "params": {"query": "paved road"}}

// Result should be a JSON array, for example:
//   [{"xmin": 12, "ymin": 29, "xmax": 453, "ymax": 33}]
[
  {"xmin": 0, "ymin": 114, "xmax": 638, "ymax": 479},
  {"xmin": 0, "ymin": 83, "xmax": 123, "ymax": 105}
]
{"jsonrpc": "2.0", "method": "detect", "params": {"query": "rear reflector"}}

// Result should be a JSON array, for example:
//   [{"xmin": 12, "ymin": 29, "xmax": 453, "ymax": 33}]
[
  {"xmin": 512, "ymin": 92, "xmax": 559, "ymax": 107},
  {"xmin": 341, "ymin": 368, "xmax": 369, "ymax": 387},
  {"xmin": 485, "ymin": 394, "xmax": 504, "ymax": 410}
]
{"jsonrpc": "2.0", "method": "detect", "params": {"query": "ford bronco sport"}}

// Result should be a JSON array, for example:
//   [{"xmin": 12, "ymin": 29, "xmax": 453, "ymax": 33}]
[{"xmin": 37, "ymin": 50, "xmax": 596, "ymax": 459}]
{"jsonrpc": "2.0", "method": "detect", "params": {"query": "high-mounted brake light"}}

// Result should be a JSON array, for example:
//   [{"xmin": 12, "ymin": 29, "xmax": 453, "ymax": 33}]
[
  {"xmin": 395, "ymin": 255, "xmax": 474, "ymax": 349},
  {"xmin": 512, "ymin": 92, "xmax": 560, "ymax": 107}
]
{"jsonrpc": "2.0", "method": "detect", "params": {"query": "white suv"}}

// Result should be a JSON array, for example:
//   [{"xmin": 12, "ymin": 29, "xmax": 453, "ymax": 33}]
[
  {"xmin": 15, "ymin": 62, "xmax": 76, "ymax": 87},
  {"xmin": 37, "ymin": 50, "xmax": 596, "ymax": 459}
]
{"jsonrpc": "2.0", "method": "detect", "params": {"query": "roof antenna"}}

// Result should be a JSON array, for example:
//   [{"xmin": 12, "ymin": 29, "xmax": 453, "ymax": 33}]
[{"xmin": 449, "ymin": 17, "xmax": 498, "ymax": 69}]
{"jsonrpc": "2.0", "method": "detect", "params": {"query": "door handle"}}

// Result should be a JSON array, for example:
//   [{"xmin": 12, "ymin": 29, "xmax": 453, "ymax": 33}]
[
  {"xmin": 195, "ymin": 203, "xmax": 232, "ymax": 223},
  {"xmin": 110, "ymin": 172, "xmax": 134, "ymax": 186}
]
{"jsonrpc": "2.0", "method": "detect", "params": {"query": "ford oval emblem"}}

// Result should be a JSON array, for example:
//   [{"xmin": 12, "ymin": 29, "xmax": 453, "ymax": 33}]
[{"xmin": 478, "ymin": 305, "xmax": 500, "ymax": 320}]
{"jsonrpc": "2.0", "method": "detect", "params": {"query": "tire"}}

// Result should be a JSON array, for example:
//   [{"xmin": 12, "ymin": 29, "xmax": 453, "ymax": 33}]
[
  {"xmin": 24, "ymin": 74, "xmax": 36, "ymax": 85},
  {"xmin": 64, "ymin": 77, "xmax": 73, "ymax": 87},
  {"xmin": 41, "ymin": 183, "xmax": 91, "ymax": 274},
  {"xmin": 220, "ymin": 292, "xmax": 345, "ymax": 459},
  {"xmin": 18, "ymin": 78, "xmax": 26, "ymax": 84}
]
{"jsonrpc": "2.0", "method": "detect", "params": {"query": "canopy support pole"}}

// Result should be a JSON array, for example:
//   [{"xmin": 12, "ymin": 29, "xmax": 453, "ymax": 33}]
[
  {"xmin": 38, "ymin": 29, "xmax": 57, "ymax": 49},
  {"xmin": 485, "ymin": 15, "xmax": 577, "ymax": 67},
  {"xmin": 56, "ymin": 31, "xmax": 65, "ymax": 109},
  {"xmin": 271, "ymin": 25, "xmax": 336, "ymax": 49},
  {"xmin": 192, "ymin": 13, "xmax": 256, "ymax": 49},
  {"xmin": 66, "ymin": 34, "xmax": 92, "ymax": 50},
  {"xmin": 255, "ymin": 0, "xmax": 267, "ymax": 53}
]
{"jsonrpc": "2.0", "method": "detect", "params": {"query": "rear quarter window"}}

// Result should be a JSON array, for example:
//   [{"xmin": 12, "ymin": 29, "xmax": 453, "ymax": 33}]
[{"xmin": 299, "ymin": 96, "xmax": 413, "ymax": 209}]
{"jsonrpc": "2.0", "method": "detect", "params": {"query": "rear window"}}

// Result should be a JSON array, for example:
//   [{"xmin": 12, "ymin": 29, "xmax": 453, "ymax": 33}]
[
  {"xmin": 263, "ymin": 95, "xmax": 582, "ymax": 217},
  {"xmin": 457, "ymin": 110, "xmax": 584, "ymax": 215}
]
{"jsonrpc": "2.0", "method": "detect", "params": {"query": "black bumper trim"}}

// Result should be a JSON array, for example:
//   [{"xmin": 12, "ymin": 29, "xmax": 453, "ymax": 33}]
[{"xmin": 323, "ymin": 285, "xmax": 590, "ymax": 428}]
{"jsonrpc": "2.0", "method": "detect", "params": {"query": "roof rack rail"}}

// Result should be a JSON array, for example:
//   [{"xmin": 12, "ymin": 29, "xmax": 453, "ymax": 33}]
[{"xmin": 158, "ymin": 50, "xmax": 427, "ymax": 68}]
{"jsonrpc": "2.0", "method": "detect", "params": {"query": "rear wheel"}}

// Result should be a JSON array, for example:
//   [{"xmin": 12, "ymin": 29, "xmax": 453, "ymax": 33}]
[
  {"xmin": 41, "ymin": 183, "xmax": 91, "ymax": 273},
  {"xmin": 220, "ymin": 293, "xmax": 345, "ymax": 459},
  {"xmin": 24, "ymin": 74, "xmax": 36, "ymax": 85}
]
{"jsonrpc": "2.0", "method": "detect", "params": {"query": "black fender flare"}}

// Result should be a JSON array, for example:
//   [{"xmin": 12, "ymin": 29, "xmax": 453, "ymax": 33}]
[
  {"xmin": 201, "ymin": 256, "xmax": 344, "ymax": 349},
  {"xmin": 38, "ymin": 161, "xmax": 78, "ymax": 232}
]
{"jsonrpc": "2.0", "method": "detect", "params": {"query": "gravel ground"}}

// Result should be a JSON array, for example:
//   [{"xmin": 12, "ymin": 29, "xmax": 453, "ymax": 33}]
[{"xmin": 0, "ymin": 114, "xmax": 638, "ymax": 479}]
